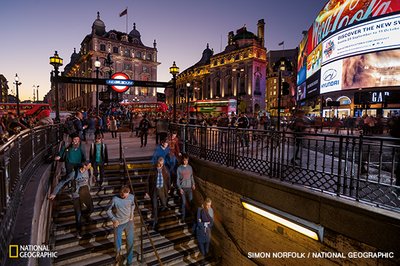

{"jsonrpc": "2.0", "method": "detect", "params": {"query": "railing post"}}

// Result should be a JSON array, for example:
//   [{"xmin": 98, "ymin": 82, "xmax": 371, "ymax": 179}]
[
  {"xmin": 356, "ymin": 133, "xmax": 364, "ymax": 201},
  {"xmin": 119, "ymin": 134, "xmax": 122, "ymax": 164},
  {"xmin": 140, "ymin": 223, "xmax": 143, "ymax": 262},
  {"xmin": 337, "ymin": 135, "xmax": 344, "ymax": 196}
]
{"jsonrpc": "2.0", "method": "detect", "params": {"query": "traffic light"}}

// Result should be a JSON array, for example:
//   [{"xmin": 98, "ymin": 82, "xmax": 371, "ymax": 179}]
[{"xmin": 282, "ymin": 82, "xmax": 290, "ymax": 95}]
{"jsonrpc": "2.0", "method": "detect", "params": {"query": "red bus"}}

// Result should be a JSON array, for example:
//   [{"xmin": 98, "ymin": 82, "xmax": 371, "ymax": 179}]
[
  {"xmin": 0, "ymin": 103, "xmax": 51, "ymax": 119},
  {"xmin": 194, "ymin": 99, "xmax": 237, "ymax": 115},
  {"xmin": 120, "ymin": 102, "xmax": 168, "ymax": 113}
]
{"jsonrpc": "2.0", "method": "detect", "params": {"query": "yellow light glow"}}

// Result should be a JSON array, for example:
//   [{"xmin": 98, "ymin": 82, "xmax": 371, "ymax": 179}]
[{"xmin": 242, "ymin": 202, "xmax": 319, "ymax": 241}]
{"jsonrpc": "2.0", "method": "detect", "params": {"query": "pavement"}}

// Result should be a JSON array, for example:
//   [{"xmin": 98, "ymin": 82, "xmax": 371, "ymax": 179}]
[{"xmin": 79, "ymin": 131, "xmax": 157, "ymax": 161}]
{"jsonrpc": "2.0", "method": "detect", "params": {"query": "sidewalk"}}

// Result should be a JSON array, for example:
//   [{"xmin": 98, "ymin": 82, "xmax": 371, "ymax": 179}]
[{"xmin": 80, "ymin": 131, "xmax": 156, "ymax": 161}]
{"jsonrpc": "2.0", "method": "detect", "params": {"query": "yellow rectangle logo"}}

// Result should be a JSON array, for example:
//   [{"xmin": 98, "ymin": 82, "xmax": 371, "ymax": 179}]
[{"xmin": 9, "ymin": 245, "xmax": 18, "ymax": 258}]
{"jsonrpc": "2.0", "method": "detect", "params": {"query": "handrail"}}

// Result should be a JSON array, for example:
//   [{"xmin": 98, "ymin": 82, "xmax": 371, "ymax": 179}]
[
  {"xmin": 0, "ymin": 124, "xmax": 63, "ymax": 265},
  {"xmin": 119, "ymin": 134, "xmax": 163, "ymax": 265},
  {"xmin": 176, "ymin": 123, "xmax": 400, "ymax": 212}
]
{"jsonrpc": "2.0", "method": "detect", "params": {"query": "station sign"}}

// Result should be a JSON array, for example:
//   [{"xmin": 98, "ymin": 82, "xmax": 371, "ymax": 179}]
[{"xmin": 107, "ymin": 72, "xmax": 132, "ymax": 93}]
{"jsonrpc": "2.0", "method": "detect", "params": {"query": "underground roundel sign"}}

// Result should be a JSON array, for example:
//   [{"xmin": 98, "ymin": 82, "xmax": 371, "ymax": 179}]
[{"xmin": 107, "ymin": 72, "xmax": 133, "ymax": 93}]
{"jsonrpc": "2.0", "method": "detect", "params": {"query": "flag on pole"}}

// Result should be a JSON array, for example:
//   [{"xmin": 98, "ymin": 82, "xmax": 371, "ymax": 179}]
[
  {"xmin": 119, "ymin": 8, "xmax": 127, "ymax": 17},
  {"xmin": 278, "ymin": 41, "xmax": 284, "ymax": 46}
]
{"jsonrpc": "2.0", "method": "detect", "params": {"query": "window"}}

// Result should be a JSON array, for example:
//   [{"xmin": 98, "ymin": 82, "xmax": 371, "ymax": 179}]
[
  {"xmin": 124, "ymin": 49, "xmax": 130, "ymax": 57},
  {"xmin": 113, "ymin": 47, "xmax": 119, "ymax": 54},
  {"xmin": 143, "ymin": 66, "xmax": 148, "ymax": 73},
  {"xmin": 146, "ymin": 53, "xmax": 152, "ymax": 61},
  {"xmin": 100, "ymin": 44, "xmax": 106, "ymax": 51},
  {"xmin": 136, "ymin": 51, "xmax": 142, "ymax": 59},
  {"xmin": 216, "ymin": 80, "xmax": 221, "ymax": 97},
  {"xmin": 124, "ymin": 63, "xmax": 132, "ymax": 70}
]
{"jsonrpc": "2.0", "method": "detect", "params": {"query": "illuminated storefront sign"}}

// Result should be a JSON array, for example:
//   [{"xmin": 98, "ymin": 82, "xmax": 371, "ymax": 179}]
[
  {"xmin": 320, "ymin": 60, "xmax": 343, "ymax": 94},
  {"xmin": 322, "ymin": 13, "xmax": 400, "ymax": 65},
  {"xmin": 306, "ymin": 70, "xmax": 320, "ymax": 98}
]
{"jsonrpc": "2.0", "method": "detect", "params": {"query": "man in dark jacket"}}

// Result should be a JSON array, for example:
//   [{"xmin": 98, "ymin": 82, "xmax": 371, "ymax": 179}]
[
  {"xmin": 89, "ymin": 134, "xmax": 109, "ymax": 186},
  {"xmin": 55, "ymin": 133, "xmax": 86, "ymax": 177},
  {"xmin": 145, "ymin": 157, "xmax": 170, "ymax": 229}
]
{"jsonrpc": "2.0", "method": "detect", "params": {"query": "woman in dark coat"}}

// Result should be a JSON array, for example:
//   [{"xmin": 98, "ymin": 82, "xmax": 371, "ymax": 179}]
[{"xmin": 196, "ymin": 198, "xmax": 214, "ymax": 258}]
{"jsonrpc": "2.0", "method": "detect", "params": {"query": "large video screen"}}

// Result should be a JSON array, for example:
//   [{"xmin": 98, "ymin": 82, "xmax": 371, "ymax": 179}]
[
  {"xmin": 322, "ymin": 13, "xmax": 400, "ymax": 65},
  {"xmin": 306, "ymin": 43, "xmax": 322, "ymax": 78},
  {"xmin": 320, "ymin": 49, "xmax": 400, "ymax": 94},
  {"xmin": 297, "ymin": 32, "xmax": 309, "ymax": 85},
  {"xmin": 309, "ymin": 0, "xmax": 400, "ymax": 53}
]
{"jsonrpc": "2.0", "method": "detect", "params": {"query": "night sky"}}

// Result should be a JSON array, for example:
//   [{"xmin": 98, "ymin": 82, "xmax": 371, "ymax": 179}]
[{"xmin": 0, "ymin": 0, "xmax": 325, "ymax": 100}]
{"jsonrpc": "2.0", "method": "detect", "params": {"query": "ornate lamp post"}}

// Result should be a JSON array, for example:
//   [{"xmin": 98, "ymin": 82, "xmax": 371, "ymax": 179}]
[
  {"xmin": 186, "ymin": 82, "xmax": 191, "ymax": 124},
  {"xmin": 33, "ymin": 85, "xmax": 39, "ymax": 102},
  {"xmin": 169, "ymin": 61, "xmax": 179, "ymax": 122},
  {"xmin": 94, "ymin": 57, "xmax": 101, "ymax": 116},
  {"xmin": 14, "ymin": 74, "xmax": 22, "ymax": 116},
  {"xmin": 49, "ymin": 51, "xmax": 63, "ymax": 122}
]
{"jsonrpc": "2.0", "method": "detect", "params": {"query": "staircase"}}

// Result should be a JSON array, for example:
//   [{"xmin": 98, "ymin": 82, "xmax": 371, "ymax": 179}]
[{"xmin": 50, "ymin": 158, "xmax": 218, "ymax": 266}]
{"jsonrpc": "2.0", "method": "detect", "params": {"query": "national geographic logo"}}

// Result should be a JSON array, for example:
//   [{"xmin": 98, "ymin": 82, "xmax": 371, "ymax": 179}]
[{"xmin": 8, "ymin": 245, "xmax": 57, "ymax": 259}]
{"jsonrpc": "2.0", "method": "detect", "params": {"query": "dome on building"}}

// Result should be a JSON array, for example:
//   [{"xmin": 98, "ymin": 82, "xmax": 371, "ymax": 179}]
[
  {"xmin": 232, "ymin": 26, "xmax": 257, "ymax": 41},
  {"xmin": 194, "ymin": 43, "xmax": 214, "ymax": 66},
  {"xmin": 92, "ymin": 12, "xmax": 106, "ymax": 36},
  {"xmin": 129, "ymin": 23, "xmax": 141, "ymax": 38}
]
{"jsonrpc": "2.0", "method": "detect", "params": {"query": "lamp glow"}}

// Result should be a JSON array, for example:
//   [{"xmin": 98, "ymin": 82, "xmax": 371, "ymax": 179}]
[{"xmin": 241, "ymin": 198, "xmax": 323, "ymax": 242}]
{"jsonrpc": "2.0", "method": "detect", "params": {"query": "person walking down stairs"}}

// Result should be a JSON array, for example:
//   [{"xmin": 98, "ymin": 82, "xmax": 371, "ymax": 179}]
[{"xmin": 107, "ymin": 185, "xmax": 136, "ymax": 266}]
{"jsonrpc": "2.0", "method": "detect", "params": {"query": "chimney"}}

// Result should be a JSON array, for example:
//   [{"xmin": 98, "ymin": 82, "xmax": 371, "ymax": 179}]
[{"xmin": 257, "ymin": 19, "xmax": 265, "ymax": 47}]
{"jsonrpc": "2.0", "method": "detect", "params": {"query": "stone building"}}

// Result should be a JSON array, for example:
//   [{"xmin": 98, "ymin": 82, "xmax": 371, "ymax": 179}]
[
  {"xmin": 0, "ymin": 75, "xmax": 9, "ymax": 103},
  {"xmin": 266, "ymin": 49, "xmax": 297, "ymax": 117},
  {"xmin": 59, "ymin": 12, "xmax": 159, "ymax": 111},
  {"xmin": 169, "ymin": 19, "xmax": 267, "ymax": 115}
]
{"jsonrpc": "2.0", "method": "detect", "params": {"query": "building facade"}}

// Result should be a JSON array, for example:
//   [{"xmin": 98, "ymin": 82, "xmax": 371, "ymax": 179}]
[
  {"xmin": 266, "ymin": 49, "xmax": 297, "ymax": 117},
  {"xmin": 168, "ymin": 19, "xmax": 267, "ymax": 115},
  {"xmin": 0, "ymin": 75, "xmax": 9, "ymax": 103},
  {"xmin": 58, "ymin": 12, "xmax": 159, "ymax": 111}
]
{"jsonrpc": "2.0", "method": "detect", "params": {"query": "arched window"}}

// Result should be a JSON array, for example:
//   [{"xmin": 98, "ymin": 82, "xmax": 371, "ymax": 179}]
[
  {"xmin": 100, "ymin": 44, "xmax": 106, "ymax": 51},
  {"xmin": 337, "ymin": 96, "xmax": 351, "ymax": 105},
  {"xmin": 216, "ymin": 80, "xmax": 221, "ymax": 97}
]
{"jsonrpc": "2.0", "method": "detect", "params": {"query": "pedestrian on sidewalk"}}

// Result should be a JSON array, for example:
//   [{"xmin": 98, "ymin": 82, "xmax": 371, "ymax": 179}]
[
  {"xmin": 151, "ymin": 139, "xmax": 171, "ymax": 168},
  {"xmin": 107, "ymin": 185, "xmax": 135, "ymax": 265},
  {"xmin": 49, "ymin": 162, "xmax": 94, "ymax": 239},
  {"xmin": 139, "ymin": 113, "xmax": 150, "ymax": 147},
  {"xmin": 289, "ymin": 110, "xmax": 307, "ymax": 165},
  {"xmin": 195, "ymin": 198, "xmax": 214, "ymax": 258},
  {"xmin": 89, "ymin": 133, "xmax": 109, "ymax": 186},
  {"xmin": 109, "ymin": 116, "xmax": 118, "ymax": 138},
  {"xmin": 146, "ymin": 157, "xmax": 170, "ymax": 230},
  {"xmin": 177, "ymin": 154, "xmax": 195, "ymax": 223}
]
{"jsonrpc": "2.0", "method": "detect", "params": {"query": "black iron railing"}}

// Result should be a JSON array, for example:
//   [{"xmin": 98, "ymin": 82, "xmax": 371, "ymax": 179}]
[
  {"xmin": 176, "ymin": 124, "xmax": 400, "ymax": 212},
  {"xmin": 0, "ymin": 125, "xmax": 63, "ymax": 264}
]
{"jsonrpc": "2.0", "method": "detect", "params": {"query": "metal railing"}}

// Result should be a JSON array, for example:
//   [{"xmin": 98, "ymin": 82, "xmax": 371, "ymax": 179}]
[
  {"xmin": 176, "ymin": 124, "xmax": 400, "ymax": 212},
  {"xmin": 119, "ymin": 134, "xmax": 163, "ymax": 265},
  {"xmin": 0, "ymin": 124, "xmax": 63, "ymax": 264}
]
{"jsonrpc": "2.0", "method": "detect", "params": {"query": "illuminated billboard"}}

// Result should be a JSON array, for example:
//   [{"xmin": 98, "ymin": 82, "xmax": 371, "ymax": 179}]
[
  {"xmin": 306, "ymin": 43, "xmax": 322, "ymax": 78},
  {"xmin": 297, "ymin": 33, "xmax": 309, "ymax": 85},
  {"xmin": 320, "ymin": 49, "xmax": 400, "ymax": 94},
  {"xmin": 322, "ymin": 13, "xmax": 400, "ymax": 65},
  {"xmin": 309, "ymin": 0, "xmax": 400, "ymax": 52},
  {"xmin": 297, "ymin": 82, "xmax": 306, "ymax": 101}
]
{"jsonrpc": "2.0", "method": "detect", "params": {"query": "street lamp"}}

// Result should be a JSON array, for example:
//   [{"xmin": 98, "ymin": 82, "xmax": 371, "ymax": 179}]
[
  {"xmin": 169, "ymin": 61, "xmax": 179, "ymax": 122},
  {"xmin": 94, "ymin": 57, "xmax": 101, "ymax": 116},
  {"xmin": 49, "ymin": 50, "xmax": 63, "ymax": 122},
  {"xmin": 14, "ymin": 74, "xmax": 22, "ymax": 116},
  {"xmin": 277, "ymin": 59, "xmax": 285, "ymax": 131},
  {"xmin": 186, "ymin": 82, "xmax": 191, "ymax": 124},
  {"xmin": 33, "ymin": 85, "xmax": 39, "ymax": 102}
]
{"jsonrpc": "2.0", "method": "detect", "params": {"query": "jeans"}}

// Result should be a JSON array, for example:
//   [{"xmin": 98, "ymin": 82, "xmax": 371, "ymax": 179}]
[
  {"xmin": 152, "ymin": 187, "xmax": 167, "ymax": 225},
  {"xmin": 181, "ymin": 188, "xmax": 193, "ymax": 220},
  {"xmin": 140, "ymin": 131, "xmax": 148, "ymax": 146},
  {"xmin": 73, "ymin": 186, "xmax": 93, "ymax": 233},
  {"xmin": 198, "ymin": 241, "xmax": 210, "ymax": 256},
  {"xmin": 93, "ymin": 162, "xmax": 105, "ymax": 184},
  {"xmin": 114, "ymin": 220, "xmax": 134, "ymax": 264}
]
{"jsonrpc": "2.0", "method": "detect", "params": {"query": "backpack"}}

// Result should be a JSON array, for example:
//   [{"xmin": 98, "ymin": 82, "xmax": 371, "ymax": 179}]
[{"xmin": 64, "ymin": 117, "xmax": 77, "ymax": 135}]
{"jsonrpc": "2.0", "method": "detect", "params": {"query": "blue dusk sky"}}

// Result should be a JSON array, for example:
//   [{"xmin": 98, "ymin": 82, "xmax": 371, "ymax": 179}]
[{"xmin": 0, "ymin": 0, "xmax": 325, "ymax": 100}]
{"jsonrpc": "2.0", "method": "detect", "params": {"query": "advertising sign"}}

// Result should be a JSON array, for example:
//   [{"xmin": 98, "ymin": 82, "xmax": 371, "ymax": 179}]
[
  {"xmin": 297, "ymin": 82, "xmax": 306, "ymax": 101},
  {"xmin": 307, "ymin": 43, "xmax": 322, "ymax": 78},
  {"xmin": 320, "ymin": 59, "xmax": 343, "ymax": 94},
  {"xmin": 309, "ymin": 0, "xmax": 400, "ymax": 52},
  {"xmin": 297, "ymin": 31, "xmax": 309, "ymax": 85},
  {"xmin": 306, "ymin": 70, "xmax": 321, "ymax": 98},
  {"xmin": 342, "ymin": 49, "xmax": 400, "ymax": 90},
  {"xmin": 322, "ymin": 13, "xmax": 400, "ymax": 65}
]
